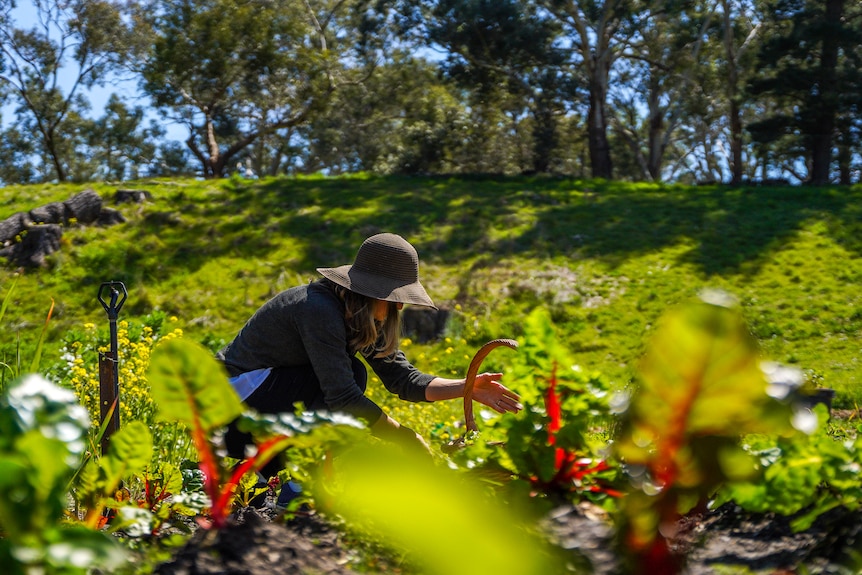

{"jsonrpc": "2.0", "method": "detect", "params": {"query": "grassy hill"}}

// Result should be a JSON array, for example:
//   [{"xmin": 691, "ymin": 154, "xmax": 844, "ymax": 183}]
[{"xmin": 2, "ymin": 174, "xmax": 861, "ymax": 409}]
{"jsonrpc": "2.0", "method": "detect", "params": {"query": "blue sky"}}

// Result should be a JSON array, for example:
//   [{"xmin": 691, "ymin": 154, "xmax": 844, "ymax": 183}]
[{"xmin": 1, "ymin": 2, "xmax": 185, "ymax": 144}]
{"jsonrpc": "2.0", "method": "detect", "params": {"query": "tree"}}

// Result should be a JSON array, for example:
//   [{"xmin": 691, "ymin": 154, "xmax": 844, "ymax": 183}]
[
  {"xmin": 85, "ymin": 93, "xmax": 164, "ymax": 181},
  {"xmin": 298, "ymin": 53, "xmax": 473, "ymax": 175},
  {"xmin": 536, "ymin": 0, "xmax": 647, "ymax": 180},
  {"xmin": 150, "ymin": 141, "xmax": 194, "ymax": 177},
  {"xmin": 718, "ymin": 0, "xmax": 762, "ymax": 184},
  {"xmin": 747, "ymin": 0, "xmax": 859, "ymax": 184},
  {"xmin": 134, "ymin": 0, "xmax": 368, "ymax": 179},
  {"xmin": 610, "ymin": 1, "xmax": 717, "ymax": 182},
  {"xmin": 402, "ymin": 0, "xmax": 571, "ymax": 174},
  {"xmin": 0, "ymin": 0, "xmax": 133, "ymax": 182},
  {"xmin": 0, "ymin": 125, "xmax": 37, "ymax": 185}
]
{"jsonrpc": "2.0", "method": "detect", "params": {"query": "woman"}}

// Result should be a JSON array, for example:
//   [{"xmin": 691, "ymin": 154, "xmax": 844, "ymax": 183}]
[{"xmin": 217, "ymin": 233, "xmax": 522, "ymax": 489}]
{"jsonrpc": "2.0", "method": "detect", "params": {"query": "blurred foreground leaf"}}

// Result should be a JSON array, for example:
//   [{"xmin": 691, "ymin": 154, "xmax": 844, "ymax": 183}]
[
  {"xmin": 319, "ymin": 442, "xmax": 568, "ymax": 574},
  {"xmin": 148, "ymin": 338, "xmax": 241, "ymax": 431},
  {"xmin": 614, "ymin": 292, "xmax": 795, "ymax": 574}
]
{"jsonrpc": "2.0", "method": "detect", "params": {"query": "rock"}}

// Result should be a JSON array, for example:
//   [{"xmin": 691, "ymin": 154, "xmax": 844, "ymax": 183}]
[
  {"xmin": 401, "ymin": 307, "xmax": 450, "ymax": 342},
  {"xmin": 0, "ymin": 212, "xmax": 29, "ymax": 244},
  {"xmin": 0, "ymin": 224, "xmax": 63, "ymax": 268},
  {"xmin": 0, "ymin": 190, "xmax": 128, "ymax": 268},
  {"xmin": 114, "ymin": 189, "xmax": 153, "ymax": 204},
  {"xmin": 97, "ymin": 208, "xmax": 127, "ymax": 227},
  {"xmin": 29, "ymin": 202, "xmax": 65, "ymax": 225},
  {"xmin": 63, "ymin": 189, "xmax": 102, "ymax": 225}
]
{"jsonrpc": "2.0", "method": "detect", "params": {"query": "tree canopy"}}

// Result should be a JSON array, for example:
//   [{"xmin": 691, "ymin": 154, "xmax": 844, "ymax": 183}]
[{"xmin": 0, "ymin": 0, "xmax": 861, "ymax": 184}]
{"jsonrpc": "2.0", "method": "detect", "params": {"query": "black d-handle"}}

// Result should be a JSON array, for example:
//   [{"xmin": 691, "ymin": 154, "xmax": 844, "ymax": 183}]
[{"xmin": 98, "ymin": 281, "xmax": 127, "ymax": 320}]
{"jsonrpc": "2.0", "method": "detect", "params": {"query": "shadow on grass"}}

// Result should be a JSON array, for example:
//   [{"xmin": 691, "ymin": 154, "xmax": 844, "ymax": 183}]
[
  {"xmin": 112, "ymin": 175, "xmax": 862, "ymax": 283},
  {"xmin": 519, "ymin": 183, "xmax": 860, "ymax": 276}
]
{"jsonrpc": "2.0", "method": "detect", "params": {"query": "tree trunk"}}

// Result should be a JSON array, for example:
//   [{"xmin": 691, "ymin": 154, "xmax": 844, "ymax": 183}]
[
  {"xmin": 837, "ymin": 150, "xmax": 851, "ymax": 185},
  {"xmin": 205, "ymin": 113, "xmax": 222, "ymax": 178},
  {"xmin": 723, "ymin": 0, "xmax": 743, "ymax": 185},
  {"xmin": 45, "ymin": 132, "xmax": 67, "ymax": 183},
  {"xmin": 728, "ymin": 98, "xmax": 743, "ymax": 185},
  {"xmin": 810, "ymin": 133, "xmax": 832, "ymax": 185},
  {"xmin": 808, "ymin": 0, "xmax": 844, "ymax": 185},
  {"xmin": 531, "ymin": 104, "xmax": 556, "ymax": 174},
  {"xmin": 836, "ymin": 132, "xmax": 852, "ymax": 184},
  {"xmin": 646, "ymin": 73, "xmax": 663, "ymax": 181},
  {"xmin": 587, "ymin": 65, "xmax": 613, "ymax": 179}
]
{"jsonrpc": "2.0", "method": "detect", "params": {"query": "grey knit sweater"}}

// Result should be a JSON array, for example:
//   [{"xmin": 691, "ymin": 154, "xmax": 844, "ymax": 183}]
[{"xmin": 216, "ymin": 279, "xmax": 435, "ymax": 424}]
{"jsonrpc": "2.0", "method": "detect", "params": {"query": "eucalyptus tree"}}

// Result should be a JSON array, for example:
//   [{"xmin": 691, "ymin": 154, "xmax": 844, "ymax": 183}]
[
  {"xmin": 0, "ymin": 125, "xmax": 36, "ymax": 185},
  {"xmin": 747, "ymin": 0, "xmax": 860, "ymax": 184},
  {"xmin": 150, "ymin": 140, "xmax": 194, "ymax": 177},
  {"xmin": 609, "ymin": 1, "xmax": 722, "ymax": 182},
  {"xmin": 297, "ymin": 53, "xmax": 473, "ymax": 175},
  {"xmin": 84, "ymin": 93, "xmax": 163, "ymax": 181},
  {"xmin": 716, "ymin": 0, "xmax": 763, "ymax": 184},
  {"xmin": 133, "ymin": 0, "xmax": 372, "ymax": 179},
  {"xmin": 834, "ymin": 1, "xmax": 862, "ymax": 184},
  {"xmin": 0, "ymin": 0, "xmax": 133, "ymax": 183},
  {"xmin": 397, "ymin": 0, "xmax": 571, "ymax": 174},
  {"xmin": 533, "ymin": 0, "xmax": 654, "ymax": 180},
  {"xmin": 658, "ymin": 0, "xmax": 763, "ymax": 184}
]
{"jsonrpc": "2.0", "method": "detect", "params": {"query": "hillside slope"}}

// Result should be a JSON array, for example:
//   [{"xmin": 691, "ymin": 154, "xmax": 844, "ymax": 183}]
[{"xmin": 1, "ymin": 175, "xmax": 861, "ymax": 407}]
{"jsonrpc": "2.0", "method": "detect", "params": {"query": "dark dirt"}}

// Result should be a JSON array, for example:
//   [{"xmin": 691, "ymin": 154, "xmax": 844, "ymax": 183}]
[
  {"xmin": 153, "ymin": 499, "xmax": 862, "ymax": 575},
  {"xmin": 154, "ymin": 507, "xmax": 355, "ymax": 575},
  {"xmin": 155, "ymin": 411, "xmax": 862, "ymax": 574}
]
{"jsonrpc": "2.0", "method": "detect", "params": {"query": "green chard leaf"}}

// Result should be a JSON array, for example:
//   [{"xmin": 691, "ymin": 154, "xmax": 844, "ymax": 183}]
[{"xmin": 147, "ymin": 338, "xmax": 241, "ymax": 432}]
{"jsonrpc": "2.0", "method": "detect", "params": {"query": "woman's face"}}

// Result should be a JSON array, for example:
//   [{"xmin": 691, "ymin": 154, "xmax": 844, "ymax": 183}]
[{"xmin": 373, "ymin": 299, "xmax": 403, "ymax": 322}]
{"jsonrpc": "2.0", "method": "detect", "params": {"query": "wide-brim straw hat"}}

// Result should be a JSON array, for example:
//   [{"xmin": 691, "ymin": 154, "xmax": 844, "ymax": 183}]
[{"xmin": 317, "ymin": 233, "xmax": 437, "ymax": 309}]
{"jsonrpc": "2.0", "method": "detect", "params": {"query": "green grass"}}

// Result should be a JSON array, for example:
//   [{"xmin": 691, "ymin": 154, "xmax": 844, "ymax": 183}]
[{"xmin": 2, "ymin": 175, "xmax": 862, "ymax": 410}]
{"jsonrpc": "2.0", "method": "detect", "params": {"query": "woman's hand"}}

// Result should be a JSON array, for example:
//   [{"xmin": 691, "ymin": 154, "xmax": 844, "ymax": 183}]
[
  {"xmin": 371, "ymin": 413, "xmax": 433, "ymax": 454},
  {"xmin": 471, "ymin": 372, "xmax": 523, "ymax": 414}
]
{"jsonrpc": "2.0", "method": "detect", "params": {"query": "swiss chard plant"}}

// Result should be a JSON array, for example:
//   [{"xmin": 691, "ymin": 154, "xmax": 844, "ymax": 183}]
[
  {"xmin": 73, "ymin": 420, "xmax": 155, "ymax": 529},
  {"xmin": 146, "ymin": 337, "xmax": 365, "ymax": 528},
  {"xmin": 714, "ymin": 403, "xmax": 862, "ymax": 532},
  {"xmin": 613, "ymin": 291, "xmax": 796, "ymax": 574},
  {"xmin": 446, "ymin": 307, "xmax": 622, "ymax": 509}
]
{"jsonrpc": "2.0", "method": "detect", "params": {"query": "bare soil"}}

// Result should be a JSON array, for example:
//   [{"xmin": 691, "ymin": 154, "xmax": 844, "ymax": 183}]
[
  {"xmin": 154, "ymin": 411, "xmax": 862, "ymax": 574},
  {"xmin": 153, "ymin": 499, "xmax": 862, "ymax": 575}
]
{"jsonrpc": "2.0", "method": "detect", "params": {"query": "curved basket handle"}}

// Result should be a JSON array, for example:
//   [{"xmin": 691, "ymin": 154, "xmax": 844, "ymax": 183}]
[{"xmin": 462, "ymin": 338, "xmax": 519, "ymax": 432}]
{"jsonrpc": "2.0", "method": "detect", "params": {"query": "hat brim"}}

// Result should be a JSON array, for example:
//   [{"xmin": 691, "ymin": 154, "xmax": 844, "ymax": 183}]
[{"xmin": 318, "ymin": 265, "xmax": 437, "ymax": 309}]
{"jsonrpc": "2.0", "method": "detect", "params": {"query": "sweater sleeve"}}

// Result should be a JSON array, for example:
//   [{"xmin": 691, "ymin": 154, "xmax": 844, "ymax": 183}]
[
  {"xmin": 365, "ymin": 349, "xmax": 435, "ymax": 403},
  {"xmin": 294, "ymin": 294, "xmax": 383, "ymax": 425}
]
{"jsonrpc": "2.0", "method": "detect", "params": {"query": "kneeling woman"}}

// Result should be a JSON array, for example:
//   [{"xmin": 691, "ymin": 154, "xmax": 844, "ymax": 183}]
[{"xmin": 217, "ymin": 233, "xmax": 521, "ymax": 478}]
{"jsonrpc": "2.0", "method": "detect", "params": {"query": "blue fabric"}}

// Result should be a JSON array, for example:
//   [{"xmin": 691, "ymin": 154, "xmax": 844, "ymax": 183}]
[{"xmin": 229, "ymin": 367, "xmax": 272, "ymax": 401}]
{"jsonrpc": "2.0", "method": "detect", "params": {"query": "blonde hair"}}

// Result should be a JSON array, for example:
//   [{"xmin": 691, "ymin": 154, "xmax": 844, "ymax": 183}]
[{"xmin": 331, "ymin": 281, "xmax": 400, "ymax": 358}]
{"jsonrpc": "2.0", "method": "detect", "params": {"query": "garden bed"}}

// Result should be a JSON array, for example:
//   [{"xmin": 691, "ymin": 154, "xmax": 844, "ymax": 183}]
[{"xmin": 153, "ymin": 498, "xmax": 862, "ymax": 574}]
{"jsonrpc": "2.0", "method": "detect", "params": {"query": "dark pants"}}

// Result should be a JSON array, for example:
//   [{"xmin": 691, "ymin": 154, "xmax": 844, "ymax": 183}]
[{"xmin": 225, "ymin": 356, "xmax": 368, "ymax": 479}]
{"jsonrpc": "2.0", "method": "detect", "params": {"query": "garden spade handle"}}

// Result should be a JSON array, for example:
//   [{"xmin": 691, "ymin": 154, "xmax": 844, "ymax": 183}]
[
  {"xmin": 461, "ymin": 338, "xmax": 519, "ymax": 432},
  {"xmin": 97, "ymin": 281, "xmax": 127, "ymax": 452}
]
